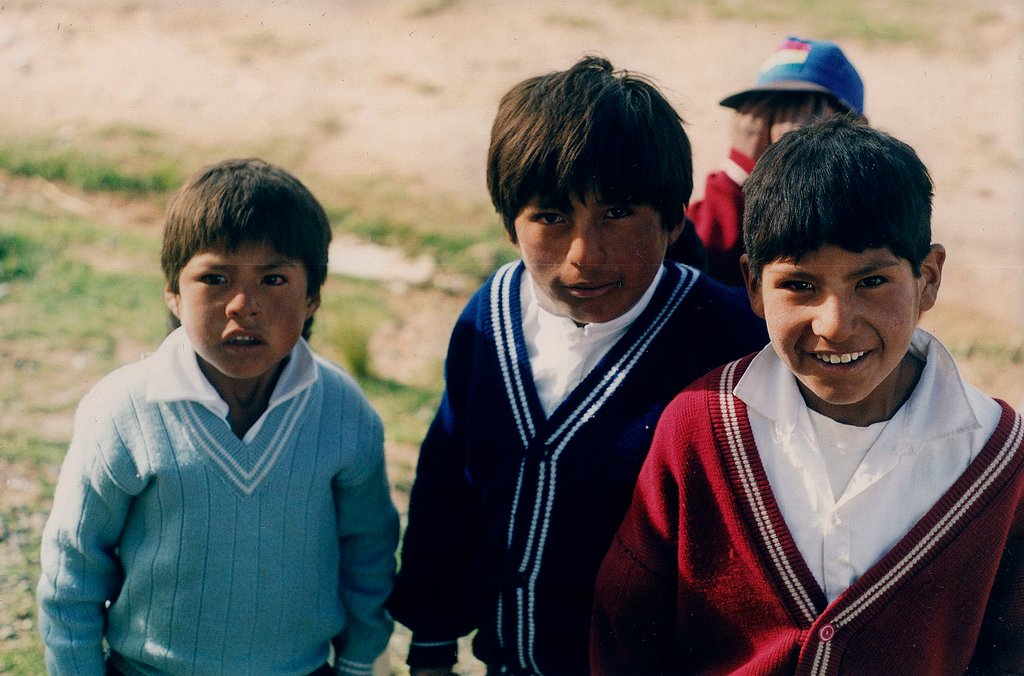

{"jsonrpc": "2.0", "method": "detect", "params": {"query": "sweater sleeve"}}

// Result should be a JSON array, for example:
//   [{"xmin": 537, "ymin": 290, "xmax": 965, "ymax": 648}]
[
  {"xmin": 687, "ymin": 149, "xmax": 755, "ymax": 287},
  {"xmin": 590, "ymin": 395, "xmax": 686, "ymax": 676},
  {"xmin": 387, "ymin": 302, "xmax": 484, "ymax": 669},
  {"xmin": 332, "ymin": 403, "xmax": 400, "ymax": 674},
  {"xmin": 37, "ymin": 383, "xmax": 143, "ymax": 676}
]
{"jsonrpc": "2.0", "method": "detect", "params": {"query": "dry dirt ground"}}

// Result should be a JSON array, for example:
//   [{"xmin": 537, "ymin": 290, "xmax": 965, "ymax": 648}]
[{"xmin": 0, "ymin": 0, "xmax": 1022, "ymax": 671}]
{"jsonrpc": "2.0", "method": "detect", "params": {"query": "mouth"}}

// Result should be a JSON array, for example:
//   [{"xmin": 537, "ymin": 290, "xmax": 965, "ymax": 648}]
[
  {"xmin": 223, "ymin": 333, "xmax": 265, "ymax": 347},
  {"xmin": 563, "ymin": 280, "xmax": 620, "ymax": 298},
  {"xmin": 814, "ymin": 350, "xmax": 866, "ymax": 365}
]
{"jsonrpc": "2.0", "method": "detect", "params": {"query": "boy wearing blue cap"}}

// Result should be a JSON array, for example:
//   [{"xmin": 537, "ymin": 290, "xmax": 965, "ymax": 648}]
[
  {"xmin": 681, "ymin": 36, "xmax": 865, "ymax": 286},
  {"xmin": 592, "ymin": 117, "xmax": 1023, "ymax": 674}
]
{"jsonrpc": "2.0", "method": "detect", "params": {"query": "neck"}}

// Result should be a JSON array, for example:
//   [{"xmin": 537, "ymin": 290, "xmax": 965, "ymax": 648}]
[{"xmin": 198, "ymin": 359, "xmax": 286, "ymax": 438}]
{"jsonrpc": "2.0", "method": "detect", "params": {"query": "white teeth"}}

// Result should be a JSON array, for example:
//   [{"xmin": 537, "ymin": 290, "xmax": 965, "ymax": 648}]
[
  {"xmin": 228, "ymin": 336, "xmax": 258, "ymax": 345},
  {"xmin": 816, "ymin": 351, "xmax": 865, "ymax": 364}
]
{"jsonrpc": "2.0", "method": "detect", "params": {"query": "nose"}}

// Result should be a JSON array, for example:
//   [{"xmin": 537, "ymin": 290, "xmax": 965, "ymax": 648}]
[
  {"xmin": 811, "ymin": 293, "xmax": 858, "ymax": 342},
  {"xmin": 566, "ymin": 221, "xmax": 606, "ymax": 268},
  {"xmin": 225, "ymin": 287, "xmax": 259, "ymax": 318}
]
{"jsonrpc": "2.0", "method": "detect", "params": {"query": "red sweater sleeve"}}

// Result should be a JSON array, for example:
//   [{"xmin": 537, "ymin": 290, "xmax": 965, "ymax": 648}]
[
  {"xmin": 591, "ymin": 397, "xmax": 685, "ymax": 675},
  {"xmin": 688, "ymin": 149, "xmax": 755, "ymax": 287}
]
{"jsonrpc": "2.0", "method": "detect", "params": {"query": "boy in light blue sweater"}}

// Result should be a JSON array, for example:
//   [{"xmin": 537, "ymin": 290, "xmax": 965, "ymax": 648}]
[{"xmin": 37, "ymin": 158, "xmax": 399, "ymax": 675}]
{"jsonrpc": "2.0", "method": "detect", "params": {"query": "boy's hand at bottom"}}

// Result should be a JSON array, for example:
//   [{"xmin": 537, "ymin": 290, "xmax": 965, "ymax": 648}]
[{"xmin": 731, "ymin": 99, "xmax": 773, "ymax": 162}]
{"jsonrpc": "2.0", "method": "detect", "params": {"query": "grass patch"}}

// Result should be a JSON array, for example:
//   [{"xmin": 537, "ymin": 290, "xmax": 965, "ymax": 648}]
[
  {"xmin": 406, "ymin": 0, "xmax": 460, "ymax": 18},
  {"xmin": 0, "ymin": 139, "xmax": 181, "ymax": 195},
  {"xmin": 314, "ymin": 275, "xmax": 395, "ymax": 374},
  {"xmin": 361, "ymin": 376, "xmax": 442, "ymax": 447},
  {"xmin": 0, "ymin": 434, "xmax": 66, "ymax": 468},
  {"xmin": 0, "ymin": 232, "xmax": 44, "ymax": 283},
  {"xmin": 615, "ymin": 0, "xmax": 957, "ymax": 49},
  {"xmin": 321, "ymin": 176, "xmax": 516, "ymax": 282},
  {"xmin": 544, "ymin": 13, "xmax": 602, "ymax": 29}
]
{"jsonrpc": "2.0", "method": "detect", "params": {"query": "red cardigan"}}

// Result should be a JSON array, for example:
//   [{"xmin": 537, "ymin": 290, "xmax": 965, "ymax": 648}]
[{"xmin": 592, "ymin": 356, "xmax": 1024, "ymax": 675}]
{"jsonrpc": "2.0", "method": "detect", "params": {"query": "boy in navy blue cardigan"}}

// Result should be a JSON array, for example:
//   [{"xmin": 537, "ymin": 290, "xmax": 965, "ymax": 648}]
[{"xmin": 388, "ymin": 56, "xmax": 768, "ymax": 675}]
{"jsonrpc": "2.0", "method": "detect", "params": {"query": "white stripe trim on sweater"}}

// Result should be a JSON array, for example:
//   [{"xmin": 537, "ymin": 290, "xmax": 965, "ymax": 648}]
[
  {"xmin": 718, "ymin": 360, "xmax": 818, "ymax": 624},
  {"xmin": 492, "ymin": 262, "xmax": 535, "ymax": 448},
  {"xmin": 177, "ymin": 387, "xmax": 312, "ymax": 495}
]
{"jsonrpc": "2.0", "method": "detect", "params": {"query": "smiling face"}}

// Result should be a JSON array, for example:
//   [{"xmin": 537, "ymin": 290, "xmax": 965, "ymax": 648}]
[
  {"xmin": 512, "ymin": 195, "xmax": 682, "ymax": 325},
  {"xmin": 165, "ymin": 240, "xmax": 320, "ymax": 400},
  {"xmin": 743, "ymin": 243, "xmax": 944, "ymax": 426}
]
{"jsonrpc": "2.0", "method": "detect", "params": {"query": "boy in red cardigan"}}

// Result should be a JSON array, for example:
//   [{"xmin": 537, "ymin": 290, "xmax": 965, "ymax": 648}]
[{"xmin": 592, "ymin": 117, "xmax": 1023, "ymax": 675}]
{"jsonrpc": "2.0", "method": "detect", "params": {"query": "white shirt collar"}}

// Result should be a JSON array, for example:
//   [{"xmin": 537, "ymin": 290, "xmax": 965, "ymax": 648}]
[
  {"xmin": 146, "ymin": 327, "xmax": 319, "ymax": 439},
  {"xmin": 735, "ymin": 327, "xmax": 984, "ymax": 446}
]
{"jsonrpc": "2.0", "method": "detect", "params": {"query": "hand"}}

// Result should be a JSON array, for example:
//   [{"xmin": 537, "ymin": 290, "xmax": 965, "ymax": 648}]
[{"xmin": 730, "ymin": 100, "xmax": 773, "ymax": 162}]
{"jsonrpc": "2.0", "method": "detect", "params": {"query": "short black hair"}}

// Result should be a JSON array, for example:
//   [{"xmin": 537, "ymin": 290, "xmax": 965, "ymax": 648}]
[
  {"xmin": 161, "ymin": 158, "xmax": 331, "ymax": 338},
  {"xmin": 743, "ymin": 116, "xmax": 933, "ymax": 280},
  {"xmin": 487, "ymin": 56, "xmax": 693, "ymax": 241}
]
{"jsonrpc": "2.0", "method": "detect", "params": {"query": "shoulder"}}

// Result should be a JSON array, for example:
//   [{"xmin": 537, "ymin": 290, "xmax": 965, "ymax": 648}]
[
  {"xmin": 312, "ymin": 354, "xmax": 381, "ymax": 423},
  {"xmin": 460, "ymin": 261, "xmax": 521, "ymax": 317},
  {"xmin": 671, "ymin": 264, "xmax": 755, "ymax": 314},
  {"xmin": 656, "ymin": 264, "xmax": 768, "ymax": 356},
  {"xmin": 77, "ymin": 357, "xmax": 158, "ymax": 421},
  {"xmin": 663, "ymin": 355, "xmax": 756, "ymax": 423}
]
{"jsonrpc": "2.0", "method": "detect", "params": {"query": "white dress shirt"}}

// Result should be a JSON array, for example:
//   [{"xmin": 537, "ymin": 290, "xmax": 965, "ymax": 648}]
[
  {"xmin": 520, "ymin": 266, "xmax": 665, "ymax": 417},
  {"xmin": 735, "ymin": 328, "xmax": 1002, "ymax": 602},
  {"xmin": 146, "ymin": 327, "xmax": 319, "ymax": 443}
]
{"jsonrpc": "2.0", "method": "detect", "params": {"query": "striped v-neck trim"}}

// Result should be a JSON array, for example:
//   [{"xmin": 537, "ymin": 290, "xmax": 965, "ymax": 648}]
[
  {"xmin": 491, "ymin": 261, "xmax": 699, "ymax": 450},
  {"xmin": 174, "ymin": 386, "xmax": 313, "ymax": 496},
  {"xmin": 714, "ymin": 356, "xmax": 823, "ymax": 625},
  {"xmin": 712, "ymin": 358, "xmax": 1024, "ymax": 675}
]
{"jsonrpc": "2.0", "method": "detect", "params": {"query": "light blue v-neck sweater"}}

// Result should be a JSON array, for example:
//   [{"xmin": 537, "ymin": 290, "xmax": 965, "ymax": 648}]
[{"xmin": 38, "ymin": 350, "xmax": 399, "ymax": 675}]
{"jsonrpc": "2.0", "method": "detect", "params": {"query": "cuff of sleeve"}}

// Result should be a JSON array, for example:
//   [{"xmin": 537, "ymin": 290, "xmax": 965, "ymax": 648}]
[
  {"xmin": 407, "ymin": 636, "xmax": 459, "ymax": 669},
  {"xmin": 335, "ymin": 657, "xmax": 375, "ymax": 676},
  {"xmin": 727, "ymin": 148, "xmax": 757, "ymax": 174}
]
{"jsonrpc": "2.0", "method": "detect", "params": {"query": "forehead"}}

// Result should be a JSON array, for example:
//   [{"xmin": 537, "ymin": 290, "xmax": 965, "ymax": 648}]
[
  {"xmin": 185, "ymin": 240, "xmax": 301, "ymax": 267},
  {"xmin": 764, "ymin": 244, "xmax": 907, "ymax": 275}
]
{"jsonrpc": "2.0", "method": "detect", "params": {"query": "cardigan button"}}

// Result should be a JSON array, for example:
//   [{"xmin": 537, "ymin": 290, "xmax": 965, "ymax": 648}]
[{"xmin": 819, "ymin": 623, "xmax": 835, "ymax": 642}]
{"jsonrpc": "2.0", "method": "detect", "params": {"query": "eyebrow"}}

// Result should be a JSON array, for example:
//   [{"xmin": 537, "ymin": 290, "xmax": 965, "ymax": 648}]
[
  {"xmin": 777, "ymin": 257, "xmax": 902, "ymax": 280},
  {"xmin": 194, "ymin": 259, "xmax": 301, "ymax": 271}
]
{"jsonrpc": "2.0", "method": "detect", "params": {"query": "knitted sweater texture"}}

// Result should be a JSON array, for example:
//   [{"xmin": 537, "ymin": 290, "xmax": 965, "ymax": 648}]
[
  {"xmin": 592, "ymin": 356, "xmax": 1024, "ymax": 675},
  {"xmin": 38, "ymin": 350, "xmax": 399, "ymax": 675},
  {"xmin": 388, "ymin": 261, "xmax": 769, "ymax": 675}
]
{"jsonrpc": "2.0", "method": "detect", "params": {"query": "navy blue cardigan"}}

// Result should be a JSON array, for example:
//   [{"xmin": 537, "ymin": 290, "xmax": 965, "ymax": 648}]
[{"xmin": 389, "ymin": 261, "xmax": 768, "ymax": 675}]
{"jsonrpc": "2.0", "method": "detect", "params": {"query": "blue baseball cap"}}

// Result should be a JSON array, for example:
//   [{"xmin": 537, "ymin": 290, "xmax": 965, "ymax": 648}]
[{"xmin": 720, "ymin": 36, "xmax": 864, "ymax": 116}]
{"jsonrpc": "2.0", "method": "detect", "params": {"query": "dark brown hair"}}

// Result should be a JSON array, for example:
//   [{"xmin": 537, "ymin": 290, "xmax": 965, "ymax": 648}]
[
  {"xmin": 161, "ymin": 158, "xmax": 331, "ymax": 338},
  {"xmin": 743, "ymin": 116, "xmax": 933, "ymax": 280},
  {"xmin": 487, "ymin": 56, "xmax": 693, "ymax": 241}
]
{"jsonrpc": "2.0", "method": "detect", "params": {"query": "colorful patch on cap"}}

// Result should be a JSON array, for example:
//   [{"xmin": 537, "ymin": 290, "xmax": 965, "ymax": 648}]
[{"xmin": 758, "ymin": 40, "xmax": 811, "ymax": 75}]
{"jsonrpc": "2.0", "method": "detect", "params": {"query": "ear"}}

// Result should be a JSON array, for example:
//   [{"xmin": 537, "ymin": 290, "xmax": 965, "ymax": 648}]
[
  {"xmin": 164, "ymin": 284, "xmax": 182, "ymax": 319},
  {"xmin": 917, "ymin": 243, "xmax": 945, "ymax": 315},
  {"xmin": 666, "ymin": 210, "xmax": 687, "ymax": 247},
  {"xmin": 306, "ymin": 292, "xmax": 321, "ymax": 320},
  {"xmin": 740, "ymin": 254, "xmax": 766, "ymax": 318}
]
